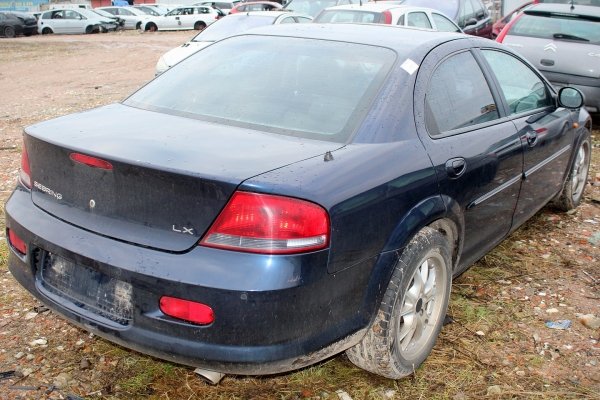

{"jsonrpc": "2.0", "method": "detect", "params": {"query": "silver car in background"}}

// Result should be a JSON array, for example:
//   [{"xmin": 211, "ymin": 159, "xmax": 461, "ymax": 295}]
[{"xmin": 497, "ymin": 3, "xmax": 600, "ymax": 113}]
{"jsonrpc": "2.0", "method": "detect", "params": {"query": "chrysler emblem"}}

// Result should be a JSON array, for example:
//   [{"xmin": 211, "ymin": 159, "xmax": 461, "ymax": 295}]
[{"xmin": 544, "ymin": 43, "xmax": 557, "ymax": 52}]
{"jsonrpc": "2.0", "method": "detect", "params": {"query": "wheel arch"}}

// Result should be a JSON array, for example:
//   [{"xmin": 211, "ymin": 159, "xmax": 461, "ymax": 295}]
[{"xmin": 356, "ymin": 195, "xmax": 464, "ymax": 330}]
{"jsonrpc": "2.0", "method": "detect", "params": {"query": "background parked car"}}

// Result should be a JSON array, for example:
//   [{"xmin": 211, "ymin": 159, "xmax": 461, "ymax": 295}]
[
  {"xmin": 91, "ymin": 9, "xmax": 125, "ymax": 29},
  {"xmin": 195, "ymin": 1, "xmax": 242, "ymax": 14},
  {"xmin": 387, "ymin": 0, "xmax": 493, "ymax": 37},
  {"xmin": 314, "ymin": 3, "xmax": 462, "ymax": 32},
  {"xmin": 1, "ymin": 11, "xmax": 37, "ymax": 36},
  {"xmin": 0, "ymin": 12, "xmax": 23, "ymax": 38},
  {"xmin": 156, "ymin": 11, "xmax": 313, "ymax": 75},
  {"xmin": 284, "ymin": 0, "xmax": 357, "ymax": 17},
  {"xmin": 38, "ymin": 8, "xmax": 117, "ymax": 34},
  {"xmin": 96, "ymin": 6, "xmax": 152, "ymax": 30},
  {"xmin": 497, "ymin": 3, "xmax": 600, "ymax": 113},
  {"xmin": 133, "ymin": 4, "xmax": 170, "ymax": 16},
  {"xmin": 230, "ymin": 1, "xmax": 283, "ymax": 13},
  {"xmin": 143, "ymin": 5, "xmax": 220, "ymax": 31}
]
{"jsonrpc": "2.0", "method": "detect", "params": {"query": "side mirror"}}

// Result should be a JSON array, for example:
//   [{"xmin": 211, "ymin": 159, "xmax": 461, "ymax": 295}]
[
  {"xmin": 558, "ymin": 87, "xmax": 584, "ymax": 109},
  {"xmin": 464, "ymin": 17, "xmax": 477, "ymax": 27}
]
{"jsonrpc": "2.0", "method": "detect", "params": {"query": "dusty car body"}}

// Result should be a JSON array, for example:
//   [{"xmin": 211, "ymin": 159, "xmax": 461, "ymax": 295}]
[{"xmin": 5, "ymin": 24, "xmax": 591, "ymax": 379}]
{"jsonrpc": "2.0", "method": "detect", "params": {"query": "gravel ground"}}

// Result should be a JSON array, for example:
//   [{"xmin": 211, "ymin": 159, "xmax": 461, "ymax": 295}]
[{"xmin": 0, "ymin": 31, "xmax": 599, "ymax": 400}]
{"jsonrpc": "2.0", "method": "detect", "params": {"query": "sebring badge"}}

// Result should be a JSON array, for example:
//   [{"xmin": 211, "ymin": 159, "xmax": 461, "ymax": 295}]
[{"xmin": 33, "ymin": 181, "xmax": 62, "ymax": 200}]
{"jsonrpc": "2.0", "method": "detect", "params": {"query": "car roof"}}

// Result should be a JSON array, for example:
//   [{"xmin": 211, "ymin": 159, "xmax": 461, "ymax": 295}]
[
  {"xmin": 525, "ymin": 3, "xmax": 600, "ymax": 18},
  {"xmin": 238, "ymin": 22, "xmax": 465, "ymax": 53},
  {"xmin": 233, "ymin": 10, "xmax": 308, "ymax": 17}
]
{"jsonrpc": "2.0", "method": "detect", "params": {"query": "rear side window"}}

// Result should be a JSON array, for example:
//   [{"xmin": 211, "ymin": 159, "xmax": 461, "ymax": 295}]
[
  {"xmin": 509, "ymin": 14, "xmax": 600, "ymax": 44},
  {"xmin": 426, "ymin": 51, "xmax": 499, "ymax": 135},
  {"xmin": 407, "ymin": 12, "xmax": 432, "ymax": 29},
  {"xmin": 125, "ymin": 36, "xmax": 396, "ymax": 142},
  {"xmin": 482, "ymin": 50, "xmax": 553, "ymax": 115}
]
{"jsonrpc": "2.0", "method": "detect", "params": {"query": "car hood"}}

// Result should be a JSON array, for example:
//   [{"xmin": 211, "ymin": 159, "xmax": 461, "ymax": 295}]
[
  {"xmin": 163, "ymin": 41, "xmax": 213, "ymax": 68},
  {"xmin": 504, "ymin": 36, "xmax": 600, "ymax": 79}
]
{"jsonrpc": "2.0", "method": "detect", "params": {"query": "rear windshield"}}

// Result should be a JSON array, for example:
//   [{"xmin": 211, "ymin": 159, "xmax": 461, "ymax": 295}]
[
  {"xmin": 125, "ymin": 36, "xmax": 396, "ymax": 143},
  {"xmin": 315, "ymin": 10, "xmax": 383, "ymax": 23},
  {"xmin": 192, "ymin": 15, "xmax": 275, "ymax": 42},
  {"xmin": 510, "ymin": 14, "xmax": 600, "ymax": 44},
  {"xmin": 399, "ymin": 0, "xmax": 459, "ymax": 19}
]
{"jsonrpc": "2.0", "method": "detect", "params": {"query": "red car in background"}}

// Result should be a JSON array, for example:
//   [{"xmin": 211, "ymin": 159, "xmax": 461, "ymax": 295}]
[{"xmin": 492, "ymin": 1, "xmax": 535, "ymax": 38}]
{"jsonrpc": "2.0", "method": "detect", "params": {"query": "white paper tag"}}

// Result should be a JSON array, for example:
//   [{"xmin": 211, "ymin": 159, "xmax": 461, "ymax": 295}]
[{"xmin": 400, "ymin": 59, "xmax": 419, "ymax": 75}]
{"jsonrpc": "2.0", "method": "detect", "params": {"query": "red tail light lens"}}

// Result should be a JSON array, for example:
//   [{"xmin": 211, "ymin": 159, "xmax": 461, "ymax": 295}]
[
  {"xmin": 19, "ymin": 146, "xmax": 32, "ymax": 189},
  {"xmin": 382, "ymin": 10, "xmax": 392, "ymax": 24},
  {"xmin": 70, "ymin": 153, "xmax": 113, "ymax": 170},
  {"xmin": 201, "ymin": 191, "xmax": 330, "ymax": 254},
  {"xmin": 8, "ymin": 229, "xmax": 27, "ymax": 256},
  {"xmin": 160, "ymin": 296, "xmax": 214, "ymax": 325}
]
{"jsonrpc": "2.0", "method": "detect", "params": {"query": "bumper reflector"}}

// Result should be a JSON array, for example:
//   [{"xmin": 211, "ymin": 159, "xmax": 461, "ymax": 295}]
[
  {"xmin": 8, "ymin": 229, "xmax": 27, "ymax": 255},
  {"xmin": 160, "ymin": 296, "xmax": 214, "ymax": 325}
]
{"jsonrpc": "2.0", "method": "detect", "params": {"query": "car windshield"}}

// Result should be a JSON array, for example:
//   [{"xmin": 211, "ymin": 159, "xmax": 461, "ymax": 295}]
[
  {"xmin": 510, "ymin": 14, "xmax": 600, "ymax": 44},
  {"xmin": 398, "ymin": 0, "xmax": 459, "ymax": 19},
  {"xmin": 285, "ymin": 0, "xmax": 342, "ymax": 17},
  {"xmin": 314, "ymin": 10, "xmax": 382, "ymax": 23},
  {"xmin": 192, "ymin": 15, "xmax": 276, "ymax": 41},
  {"xmin": 125, "ymin": 36, "xmax": 396, "ymax": 142}
]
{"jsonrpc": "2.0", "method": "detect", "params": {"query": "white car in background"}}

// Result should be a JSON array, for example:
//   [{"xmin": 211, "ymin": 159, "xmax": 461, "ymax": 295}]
[
  {"xmin": 314, "ymin": 3, "xmax": 462, "ymax": 32},
  {"xmin": 96, "ymin": 6, "xmax": 152, "ymax": 30},
  {"xmin": 195, "ymin": 1, "xmax": 242, "ymax": 15},
  {"xmin": 38, "ymin": 8, "xmax": 117, "ymax": 34},
  {"xmin": 133, "ymin": 4, "xmax": 170, "ymax": 16},
  {"xmin": 143, "ymin": 5, "xmax": 220, "ymax": 31},
  {"xmin": 155, "ymin": 11, "xmax": 313, "ymax": 75}
]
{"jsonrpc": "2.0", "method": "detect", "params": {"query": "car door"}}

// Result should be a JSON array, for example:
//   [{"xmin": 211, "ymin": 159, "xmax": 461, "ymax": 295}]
[
  {"xmin": 163, "ymin": 9, "xmax": 183, "ymax": 29},
  {"xmin": 47, "ymin": 10, "xmax": 69, "ymax": 33},
  {"xmin": 479, "ymin": 49, "xmax": 576, "ymax": 226},
  {"xmin": 414, "ymin": 41, "xmax": 524, "ymax": 272},
  {"xmin": 63, "ymin": 10, "xmax": 85, "ymax": 34}
]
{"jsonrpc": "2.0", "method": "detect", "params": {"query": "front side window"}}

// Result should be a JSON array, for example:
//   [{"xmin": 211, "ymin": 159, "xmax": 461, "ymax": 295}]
[
  {"xmin": 482, "ymin": 50, "xmax": 553, "ymax": 115},
  {"xmin": 407, "ymin": 12, "xmax": 432, "ymax": 29},
  {"xmin": 125, "ymin": 36, "xmax": 396, "ymax": 142},
  {"xmin": 426, "ymin": 51, "xmax": 499, "ymax": 135},
  {"xmin": 432, "ymin": 12, "xmax": 460, "ymax": 32}
]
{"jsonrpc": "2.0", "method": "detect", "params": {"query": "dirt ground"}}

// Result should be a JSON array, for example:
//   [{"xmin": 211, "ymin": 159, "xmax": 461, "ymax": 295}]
[{"xmin": 0, "ymin": 32, "xmax": 599, "ymax": 400}]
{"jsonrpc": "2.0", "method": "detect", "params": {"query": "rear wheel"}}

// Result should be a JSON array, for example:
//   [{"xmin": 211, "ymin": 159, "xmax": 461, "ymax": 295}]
[
  {"xmin": 552, "ymin": 132, "xmax": 591, "ymax": 211},
  {"xmin": 4, "ymin": 26, "xmax": 16, "ymax": 38},
  {"xmin": 85, "ymin": 25, "xmax": 94, "ymax": 34},
  {"xmin": 42, "ymin": 27, "xmax": 53, "ymax": 35},
  {"xmin": 346, "ymin": 227, "xmax": 452, "ymax": 379},
  {"xmin": 194, "ymin": 21, "xmax": 206, "ymax": 30},
  {"xmin": 145, "ymin": 22, "xmax": 157, "ymax": 32}
]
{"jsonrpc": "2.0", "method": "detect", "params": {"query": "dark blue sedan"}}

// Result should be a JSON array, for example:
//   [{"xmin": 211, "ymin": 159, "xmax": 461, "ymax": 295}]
[{"xmin": 5, "ymin": 23, "xmax": 592, "ymax": 380}]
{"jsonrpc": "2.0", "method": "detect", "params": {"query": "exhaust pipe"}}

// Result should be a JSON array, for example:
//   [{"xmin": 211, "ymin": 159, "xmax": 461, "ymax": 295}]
[{"xmin": 193, "ymin": 367, "xmax": 226, "ymax": 385}]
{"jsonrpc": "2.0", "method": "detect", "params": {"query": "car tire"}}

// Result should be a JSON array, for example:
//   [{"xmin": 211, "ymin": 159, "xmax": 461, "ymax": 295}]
[
  {"xmin": 194, "ymin": 21, "xmax": 206, "ymax": 30},
  {"xmin": 42, "ymin": 27, "xmax": 53, "ymax": 35},
  {"xmin": 4, "ymin": 26, "xmax": 16, "ymax": 38},
  {"xmin": 145, "ymin": 23, "xmax": 157, "ymax": 32},
  {"xmin": 552, "ymin": 131, "xmax": 591, "ymax": 211},
  {"xmin": 85, "ymin": 25, "xmax": 94, "ymax": 34},
  {"xmin": 136, "ymin": 21, "xmax": 142, "ymax": 30},
  {"xmin": 346, "ymin": 226, "xmax": 452, "ymax": 379}
]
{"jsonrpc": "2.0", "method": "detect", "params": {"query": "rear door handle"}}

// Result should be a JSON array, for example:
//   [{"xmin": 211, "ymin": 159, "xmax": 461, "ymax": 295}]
[{"xmin": 445, "ymin": 157, "xmax": 467, "ymax": 178}]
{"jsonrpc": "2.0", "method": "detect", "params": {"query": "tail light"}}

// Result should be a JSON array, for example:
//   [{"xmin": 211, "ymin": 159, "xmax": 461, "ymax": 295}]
[
  {"xmin": 496, "ymin": 13, "xmax": 522, "ymax": 43},
  {"xmin": 160, "ymin": 296, "xmax": 214, "ymax": 325},
  {"xmin": 8, "ymin": 229, "xmax": 27, "ymax": 256},
  {"xmin": 70, "ymin": 153, "xmax": 113, "ymax": 170},
  {"xmin": 382, "ymin": 10, "xmax": 392, "ymax": 24},
  {"xmin": 200, "ymin": 191, "xmax": 329, "ymax": 254},
  {"xmin": 19, "ymin": 145, "xmax": 32, "ymax": 189}
]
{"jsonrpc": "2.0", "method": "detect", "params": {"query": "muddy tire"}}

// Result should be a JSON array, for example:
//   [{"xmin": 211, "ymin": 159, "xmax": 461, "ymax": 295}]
[
  {"xmin": 4, "ymin": 26, "xmax": 16, "ymax": 38},
  {"xmin": 85, "ymin": 25, "xmax": 94, "ymax": 34},
  {"xmin": 136, "ymin": 21, "xmax": 142, "ymax": 30},
  {"xmin": 552, "ymin": 131, "xmax": 591, "ymax": 211},
  {"xmin": 346, "ymin": 227, "xmax": 452, "ymax": 379},
  {"xmin": 42, "ymin": 27, "xmax": 53, "ymax": 35},
  {"xmin": 145, "ymin": 23, "xmax": 157, "ymax": 32},
  {"xmin": 194, "ymin": 21, "xmax": 206, "ymax": 30}
]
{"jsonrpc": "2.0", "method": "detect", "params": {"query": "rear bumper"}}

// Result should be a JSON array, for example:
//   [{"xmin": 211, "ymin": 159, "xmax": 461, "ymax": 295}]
[{"xmin": 5, "ymin": 186, "xmax": 374, "ymax": 375}]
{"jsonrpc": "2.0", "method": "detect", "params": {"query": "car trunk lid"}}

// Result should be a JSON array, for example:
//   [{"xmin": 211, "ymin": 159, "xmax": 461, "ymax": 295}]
[{"xmin": 25, "ymin": 103, "xmax": 337, "ymax": 252}]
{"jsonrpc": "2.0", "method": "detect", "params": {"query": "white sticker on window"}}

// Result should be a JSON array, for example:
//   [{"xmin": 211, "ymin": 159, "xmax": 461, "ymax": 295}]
[{"xmin": 401, "ymin": 59, "xmax": 419, "ymax": 75}]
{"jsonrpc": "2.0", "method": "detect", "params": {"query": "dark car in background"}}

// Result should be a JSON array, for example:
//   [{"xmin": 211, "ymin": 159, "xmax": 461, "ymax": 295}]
[
  {"xmin": 5, "ymin": 23, "xmax": 591, "ymax": 381},
  {"xmin": 497, "ymin": 3, "xmax": 600, "ymax": 113},
  {"xmin": 0, "ymin": 12, "xmax": 27, "ymax": 37},
  {"xmin": 1, "ymin": 11, "xmax": 37, "ymax": 36}
]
